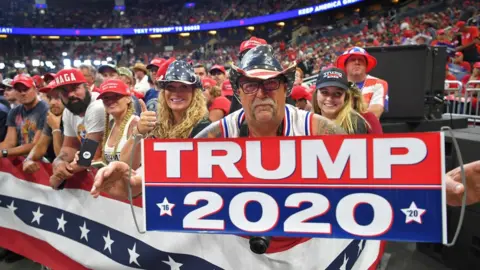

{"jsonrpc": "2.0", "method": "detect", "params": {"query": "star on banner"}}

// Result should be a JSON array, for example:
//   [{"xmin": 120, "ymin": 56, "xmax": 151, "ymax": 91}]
[
  {"xmin": 31, "ymin": 206, "xmax": 44, "ymax": 225},
  {"xmin": 401, "ymin": 201, "xmax": 426, "ymax": 224},
  {"xmin": 157, "ymin": 197, "xmax": 175, "ymax": 216},
  {"xmin": 57, "ymin": 213, "xmax": 67, "ymax": 232},
  {"xmin": 128, "ymin": 243, "xmax": 141, "ymax": 267},
  {"xmin": 163, "ymin": 255, "xmax": 183, "ymax": 270},
  {"xmin": 103, "ymin": 231, "xmax": 114, "ymax": 254}
]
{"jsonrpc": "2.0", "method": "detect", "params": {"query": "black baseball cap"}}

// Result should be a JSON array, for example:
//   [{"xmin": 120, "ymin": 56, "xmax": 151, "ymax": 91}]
[{"xmin": 315, "ymin": 67, "xmax": 349, "ymax": 91}]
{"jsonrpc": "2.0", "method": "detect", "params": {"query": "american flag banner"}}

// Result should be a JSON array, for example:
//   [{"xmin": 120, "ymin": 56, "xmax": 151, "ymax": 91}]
[{"xmin": 0, "ymin": 157, "xmax": 385, "ymax": 270}]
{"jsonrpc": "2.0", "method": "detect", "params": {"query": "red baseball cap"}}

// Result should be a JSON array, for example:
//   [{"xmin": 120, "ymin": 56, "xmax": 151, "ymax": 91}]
[
  {"xmin": 202, "ymin": 78, "xmax": 217, "ymax": 89},
  {"xmin": 39, "ymin": 80, "xmax": 57, "ymax": 94},
  {"xmin": 290, "ymin": 85, "xmax": 311, "ymax": 101},
  {"xmin": 239, "ymin": 37, "xmax": 268, "ymax": 54},
  {"xmin": 222, "ymin": 80, "xmax": 233, "ymax": 97},
  {"xmin": 53, "ymin": 68, "xmax": 87, "ymax": 89},
  {"xmin": 473, "ymin": 62, "xmax": 480, "ymax": 69},
  {"xmin": 32, "ymin": 75, "xmax": 45, "ymax": 88},
  {"xmin": 156, "ymin": 58, "xmax": 176, "ymax": 81},
  {"xmin": 98, "ymin": 79, "xmax": 131, "ymax": 100},
  {"xmin": 12, "ymin": 74, "xmax": 36, "ymax": 89},
  {"xmin": 147, "ymin": 58, "xmax": 166, "ymax": 70},
  {"xmin": 455, "ymin": 51, "xmax": 463, "ymax": 57},
  {"xmin": 210, "ymin": 65, "xmax": 226, "ymax": 74}
]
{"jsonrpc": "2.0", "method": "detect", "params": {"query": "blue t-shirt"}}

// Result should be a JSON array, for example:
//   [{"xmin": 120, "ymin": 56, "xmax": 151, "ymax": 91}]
[
  {"xmin": 6, "ymin": 100, "xmax": 49, "ymax": 146},
  {"xmin": 144, "ymin": 88, "xmax": 159, "ymax": 112}
]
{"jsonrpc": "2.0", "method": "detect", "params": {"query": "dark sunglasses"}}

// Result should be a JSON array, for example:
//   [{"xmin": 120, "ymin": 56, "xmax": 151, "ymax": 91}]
[{"xmin": 239, "ymin": 77, "xmax": 284, "ymax": 95}]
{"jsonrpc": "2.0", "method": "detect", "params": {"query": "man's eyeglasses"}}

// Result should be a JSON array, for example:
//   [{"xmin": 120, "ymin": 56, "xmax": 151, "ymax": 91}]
[{"xmin": 239, "ymin": 77, "xmax": 284, "ymax": 95}]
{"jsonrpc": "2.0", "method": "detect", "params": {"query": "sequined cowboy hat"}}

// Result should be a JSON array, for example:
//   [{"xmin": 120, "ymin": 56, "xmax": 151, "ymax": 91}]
[
  {"xmin": 229, "ymin": 44, "xmax": 297, "ymax": 96},
  {"xmin": 157, "ymin": 60, "xmax": 201, "ymax": 90}
]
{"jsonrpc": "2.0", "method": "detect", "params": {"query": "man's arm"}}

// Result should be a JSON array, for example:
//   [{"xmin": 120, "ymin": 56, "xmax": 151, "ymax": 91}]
[
  {"xmin": 52, "ymin": 130, "xmax": 63, "ymax": 156},
  {"xmin": 0, "ymin": 127, "xmax": 17, "ymax": 149},
  {"xmin": 5, "ymin": 130, "xmax": 43, "ymax": 157},
  {"xmin": 53, "ymin": 136, "xmax": 81, "ymax": 166},
  {"xmin": 368, "ymin": 104, "xmax": 384, "ymax": 119},
  {"xmin": 26, "ymin": 134, "xmax": 51, "ymax": 161},
  {"xmin": 311, "ymin": 114, "xmax": 346, "ymax": 135},
  {"xmin": 193, "ymin": 121, "xmax": 224, "ymax": 139}
]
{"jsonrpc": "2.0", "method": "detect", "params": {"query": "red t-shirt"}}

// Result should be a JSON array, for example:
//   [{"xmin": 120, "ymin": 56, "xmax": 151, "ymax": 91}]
[
  {"xmin": 362, "ymin": 112, "xmax": 383, "ymax": 134},
  {"xmin": 209, "ymin": 96, "xmax": 231, "ymax": 115}
]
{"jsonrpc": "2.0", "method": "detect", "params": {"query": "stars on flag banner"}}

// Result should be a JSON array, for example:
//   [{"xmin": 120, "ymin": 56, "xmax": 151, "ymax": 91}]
[
  {"xmin": 0, "ymin": 194, "xmax": 222, "ymax": 270},
  {"xmin": 325, "ymin": 239, "xmax": 366, "ymax": 270}
]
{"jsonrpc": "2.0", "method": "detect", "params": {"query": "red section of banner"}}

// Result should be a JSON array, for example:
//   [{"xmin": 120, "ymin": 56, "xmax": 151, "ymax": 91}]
[
  {"xmin": 0, "ymin": 157, "xmax": 142, "ymax": 207},
  {"xmin": 0, "ymin": 228, "xmax": 88, "ymax": 270},
  {"xmin": 143, "ymin": 132, "xmax": 444, "ymax": 186}
]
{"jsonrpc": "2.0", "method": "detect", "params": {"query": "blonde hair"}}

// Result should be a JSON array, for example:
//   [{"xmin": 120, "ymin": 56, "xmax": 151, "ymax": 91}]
[
  {"xmin": 349, "ymin": 82, "xmax": 369, "ymax": 113},
  {"xmin": 149, "ymin": 88, "xmax": 208, "ymax": 139},
  {"xmin": 102, "ymin": 99, "xmax": 135, "ymax": 163},
  {"xmin": 209, "ymin": 85, "xmax": 222, "ymax": 99},
  {"xmin": 312, "ymin": 83, "xmax": 370, "ymax": 134}
]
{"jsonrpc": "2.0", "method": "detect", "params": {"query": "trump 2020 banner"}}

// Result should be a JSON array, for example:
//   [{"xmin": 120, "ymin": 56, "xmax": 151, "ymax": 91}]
[{"xmin": 142, "ymin": 132, "xmax": 448, "ymax": 244}]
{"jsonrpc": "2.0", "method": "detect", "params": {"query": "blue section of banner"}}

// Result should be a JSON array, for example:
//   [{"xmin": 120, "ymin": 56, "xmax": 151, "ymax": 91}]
[
  {"xmin": 145, "ymin": 186, "xmax": 443, "ymax": 243},
  {"xmin": 0, "ymin": 0, "xmax": 363, "ymax": 36}
]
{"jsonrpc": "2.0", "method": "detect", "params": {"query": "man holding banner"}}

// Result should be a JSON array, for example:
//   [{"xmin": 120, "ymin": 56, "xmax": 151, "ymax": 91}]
[{"xmin": 91, "ymin": 45, "xmax": 480, "ymax": 270}]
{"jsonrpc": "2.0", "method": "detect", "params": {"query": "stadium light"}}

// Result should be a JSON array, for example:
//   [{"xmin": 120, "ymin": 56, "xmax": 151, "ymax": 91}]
[
  {"xmin": 84, "ymin": 60, "xmax": 92, "ymax": 66},
  {"xmin": 62, "ymin": 52, "xmax": 67, "ymax": 57},
  {"xmin": 47, "ymin": 36, "xmax": 60, "ymax": 39},
  {"xmin": 246, "ymin": 26, "xmax": 254, "ymax": 31},
  {"xmin": 0, "ymin": 63, "xmax": 4, "ymax": 69},
  {"xmin": 0, "ymin": 35, "xmax": 7, "ymax": 38},
  {"xmin": 32, "ymin": 59, "xmax": 40, "ymax": 67},
  {"xmin": 40, "ymin": 61, "xmax": 45, "ymax": 67},
  {"xmin": 208, "ymin": 30, "xmax": 217, "ymax": 35},
  {"xmin": 63, "ymin": 59, "xmax": 71, "ymax": 68},
  {"xmin": 93, "ymin": 60, "xmax": 101, "ymax": 66},
  {"xmin": 276, "ymin": 22, "xmax": 285, "ymax": 27},
  {"xmin": 149, "ymin": 34, "xmax": 162, "ymax": 38},
  {"xmin": 101, "ymin": 61, "xmax": 108, "ymax": 65},
  {"xmin": 179, "ymin": 33, "xmax": 190, "ymax": 37},
  {"xmin": 73, "ymin": 60, "xmax": 82, "ymax": 67},
  {"xmin": 106, "ymin": 57, "xmax": 113, "ymax": 62}
]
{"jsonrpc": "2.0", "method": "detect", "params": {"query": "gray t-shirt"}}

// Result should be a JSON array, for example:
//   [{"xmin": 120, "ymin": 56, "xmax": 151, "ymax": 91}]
[
  {"xmin": 62, "ymin": 92, "xmax": 106, "ymax": 144},
  {"xmin": 6, "ymin": 100, "xmax": 49, "ymax": 146}
]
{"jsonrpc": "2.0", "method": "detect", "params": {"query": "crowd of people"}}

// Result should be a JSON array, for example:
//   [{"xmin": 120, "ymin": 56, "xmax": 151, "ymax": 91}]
[
  {"xmin": 0, "ymin": 0, "xmax": 316, "ymax": 29},
  {"xmin": 0, "ymin": 0, "xmax": 480, "ymax": 267},
  {"xmin": 1, "ymin": 35, "xmax": 479, "ymax": 268}
]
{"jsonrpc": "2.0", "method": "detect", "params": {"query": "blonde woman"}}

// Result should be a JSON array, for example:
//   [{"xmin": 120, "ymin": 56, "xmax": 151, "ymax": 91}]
[
  {"xmin": 98, "ymin": 79, "xmax": 139, "ymax": 164},
  {"xmin": 312, "ymin": 68, "xmax": 381, "ymax": 134},
  {"xmin": 120, "ymin": 60, "xmax": 210, "ymax": 169},
  {"xmin": 202, "ymin": 77, "xmax": 231, "ymax": 122}
]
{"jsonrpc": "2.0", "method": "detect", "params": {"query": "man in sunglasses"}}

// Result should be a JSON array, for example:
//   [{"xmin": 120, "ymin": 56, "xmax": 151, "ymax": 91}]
[
  {"xmin": 48, "ymin": 68, "xmax": 106, "ymax": 189},
  {"xmin": 0, "ymin": 74, "xmax": 49, "ymax": 160},
  {"xmin": 196, "ymin": 45, "xmax": 345, "ymax": 139}
]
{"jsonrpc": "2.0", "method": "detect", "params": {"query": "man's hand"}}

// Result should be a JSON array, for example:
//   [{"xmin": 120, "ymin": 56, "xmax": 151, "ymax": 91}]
[
  {"xmin": 91, "ymin": 161, "xmax": 142, "ymax": 200},
  {"xmin": 446, "ymin": 160, "xmax": 480, "ymax": 206},
  {"xmin": 46, "ymin": 111, "xmax": 61, "ymax": 130},
  {"xmin": 50, "ymin": 161, "xmax": 74, "ymax": 189},
  {"xmin": 23, "ymin": 159, "xmax": 40, "ymax": 174}
]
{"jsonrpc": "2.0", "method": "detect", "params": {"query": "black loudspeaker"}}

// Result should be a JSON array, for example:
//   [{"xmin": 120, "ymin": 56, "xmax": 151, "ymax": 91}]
[{"xmin": 365, "ymin": 45, "xmax": 447, "ymax": 121}]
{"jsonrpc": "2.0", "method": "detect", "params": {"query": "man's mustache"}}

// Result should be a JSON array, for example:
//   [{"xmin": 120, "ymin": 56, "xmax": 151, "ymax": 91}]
[{"xmin": 252, "ymin": 98, "xmax": 276, "ymax": 109}]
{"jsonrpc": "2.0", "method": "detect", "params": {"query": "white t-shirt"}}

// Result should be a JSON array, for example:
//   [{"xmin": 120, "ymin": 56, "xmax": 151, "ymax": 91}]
[
  {"xmin": 134, "ymin": 75, "xmax": 150, "ymax": 94},
  {"xmin": 62, "ymin": 92, "xmax": 106, "ymax": 142}
]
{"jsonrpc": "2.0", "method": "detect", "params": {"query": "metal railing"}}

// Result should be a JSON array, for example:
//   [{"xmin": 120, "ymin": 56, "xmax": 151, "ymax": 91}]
[{"xmin": 444, "ymin": 80, "xmax": 480, "ymax": 127}]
